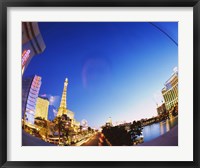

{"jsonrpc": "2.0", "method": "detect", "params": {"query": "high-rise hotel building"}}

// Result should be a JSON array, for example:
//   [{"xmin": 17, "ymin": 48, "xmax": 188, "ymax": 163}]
[
  {"xmin": 35, "ymin": 97, "xmax": 49, "ymax": 120},
  {"xmin": 161, "ymin": 69, "xmax": 178, "ymax": 111},
  {"xmin": 22, "ymin": 22, "xmax": 46, "ymax": 75},
  {"xmin": 22, "ymin": 75, "xmax": 42, "ymax": 124}
]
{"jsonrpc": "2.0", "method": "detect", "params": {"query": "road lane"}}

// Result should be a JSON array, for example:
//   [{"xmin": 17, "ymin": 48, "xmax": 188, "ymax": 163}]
[{"xmin": 81, "ymin": 133, "xmax": 109, "ymax": 146}]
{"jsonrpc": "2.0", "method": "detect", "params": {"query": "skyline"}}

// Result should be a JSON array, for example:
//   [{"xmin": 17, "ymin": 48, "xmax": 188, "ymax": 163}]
[{"xmin": 23, "ymin": 22, "xmax": 178, "ymax": 128}]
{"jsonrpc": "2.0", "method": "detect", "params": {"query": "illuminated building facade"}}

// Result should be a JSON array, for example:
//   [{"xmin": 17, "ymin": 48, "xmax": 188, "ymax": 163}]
[
  {"xmin": 157, "ymin": 103, "xmax": 166, "ymax": 115},
  {"xmin": 22, "ymin": 22, "xmax": 46, "ymax": 75},
  {"xmin": 35, "ymin": 97, "xmax": 49, "ymax": 120},
  {"xmin": 67, "ymin": 109, "xmax": 74, "ymax": 121},
  {"xmin": 162, "ymin": 69, "xmax": 178, "ymax": 111},
  {"xmin": 73, "ymin": 119, "xmax": 81, "ymax": 132},
  {"xmin": 67, "ymin": 109, "xmax": 75, "ymax": 127},
  {"xmin": 81, "ymin": 119, "xmax": 88, "ymax": 131},
  {"xmin": 106, "ymin": 117, "xmax": 113, "ymax": 127},
  {"xmin": 22, "ymin": 75, "xmax": 42, "ymax": 124},
  {"xmin": 57, "ymin": 78, "xmax": 68, "ymax": 117}
]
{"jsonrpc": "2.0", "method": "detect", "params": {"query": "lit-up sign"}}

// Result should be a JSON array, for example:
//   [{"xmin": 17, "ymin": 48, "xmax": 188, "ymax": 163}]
[
  {"xmin": 22, "ymin": 49, "xmax": 31, "ymax": 67},
  {"xmin": 22, "ymin": 66, "xmax": 25, "ymax": 74},
  {"xmin": 22, "ymin": 50, "xmax": 27, "ymax": 57}
]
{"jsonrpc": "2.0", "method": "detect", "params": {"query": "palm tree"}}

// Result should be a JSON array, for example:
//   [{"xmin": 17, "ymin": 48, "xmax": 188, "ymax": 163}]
[
  {"xmin": 54, "ymin": 116, "xmax": 62, "ymax": 143},
  {"xmin": 54, "ymin": 114, "xmax": 73, "ymax": 145},
  {"xmin": 88, "ymin": 126, "xmax": 92, "ymax": 133},
  {"xmin": 130, "ymin": 120, "xmax": 143, "ymax": 143}
]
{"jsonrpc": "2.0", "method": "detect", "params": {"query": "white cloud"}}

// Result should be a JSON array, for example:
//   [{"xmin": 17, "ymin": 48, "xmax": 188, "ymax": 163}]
[
  {"xmin": 53, "ymin": 109, "xmax": 58, "ymax": 117},
  {"xmin": 49, "ymin": 95, "xmax": 60, "ymax": 107},
  {"xmin": 40, "ymin": 94, "xmax": 47, "ymax": 97},
  {"xmin": 40, "ymin": 94, "xmax": 60, "ymax": 107}
]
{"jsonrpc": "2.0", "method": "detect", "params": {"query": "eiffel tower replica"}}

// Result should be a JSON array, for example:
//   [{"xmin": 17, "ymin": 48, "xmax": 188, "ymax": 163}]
[{"xmin": 57, "ymin": 78, "xmax": 68, "ymax": 117}]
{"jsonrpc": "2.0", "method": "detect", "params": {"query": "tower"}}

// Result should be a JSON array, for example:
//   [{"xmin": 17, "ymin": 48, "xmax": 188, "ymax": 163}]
[
  {"xmin": 22, "ymin": 75, "xmax": 42, "ymax": 124},
  {"xmin": 22, "ymin": 22, "xmax": 46, "ymax": 75},
  {"xmin": 57, "ymin": 78, "xmax": 68, "ymax": 117}
]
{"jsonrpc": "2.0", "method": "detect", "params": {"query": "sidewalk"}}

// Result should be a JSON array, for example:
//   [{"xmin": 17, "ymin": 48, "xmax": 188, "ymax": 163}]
[
  {"xmin": 138, "ymin": 125, "xmax": 178, "ymax": 146},
  {"xmin": 22, "ymin": 130, "xmax": 55, "ymax": 146}
]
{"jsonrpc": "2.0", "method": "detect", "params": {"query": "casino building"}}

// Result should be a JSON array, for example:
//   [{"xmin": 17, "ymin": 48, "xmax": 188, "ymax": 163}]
[
  {"xmin": 157, "ymin": 103, "xmax": 166, "ymax": 115},
  {"xmin": 35, "ymin": 97, "xmax": 49, "ymax": 120},
  {"xmin": 22, "ymin": 75, "xmax": 42, "ymax": 124},
  {"xmin": 161, "ymin": 69, "xmax": 178, "ymax": 111},
  {"xmin": 22, "ymin": 22, "xmax": 46, "ymax": 75}
]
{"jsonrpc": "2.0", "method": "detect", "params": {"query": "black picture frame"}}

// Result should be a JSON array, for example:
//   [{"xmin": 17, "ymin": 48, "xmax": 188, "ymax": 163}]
[{"xmin": 0, "ymin": 0, "xmax": 199, "ymax": 167}]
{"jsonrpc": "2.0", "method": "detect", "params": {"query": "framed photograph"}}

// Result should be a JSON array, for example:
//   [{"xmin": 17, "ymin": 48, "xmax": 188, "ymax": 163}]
[{"xmin": 0, "ymin": 0, "xmax": 199, "ymax": 167}]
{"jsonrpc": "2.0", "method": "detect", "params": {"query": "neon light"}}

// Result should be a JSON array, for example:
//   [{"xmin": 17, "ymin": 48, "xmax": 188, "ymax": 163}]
[
  {"xmin": 22, "ymin": 50, "xmax": 27, "ymax": 57},
  {"xmin": 22, "ymin": 66, "xmax": 25, "ymax": 74},
  {"xmin": 22, "ymin": 49, "xmax": 31, "ymax": 67}
]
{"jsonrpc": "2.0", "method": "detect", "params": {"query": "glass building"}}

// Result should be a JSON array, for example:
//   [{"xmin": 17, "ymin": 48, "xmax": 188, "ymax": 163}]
[
  {"xmin": 161, "ymin": 69, "xmax": 178, "ymax": 111},
  {"xmin": 22, "ymin": 22, "xmax": 46, "ymax": 75},
  {"xmin": 22, "ymin": 75, "xmax": 42, "ymax": 124}
]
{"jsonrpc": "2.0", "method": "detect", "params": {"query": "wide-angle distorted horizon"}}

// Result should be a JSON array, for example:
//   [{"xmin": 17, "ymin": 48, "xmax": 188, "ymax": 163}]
[{"xmin": 22, "ymin": 22, "xmax": 178, "ymax": 146}]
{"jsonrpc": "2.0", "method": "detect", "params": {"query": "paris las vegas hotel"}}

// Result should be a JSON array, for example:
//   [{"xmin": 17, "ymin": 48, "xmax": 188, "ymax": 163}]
[{"xmin": 22, "ymin": 22, "xmax": 80, "ymax": 132}]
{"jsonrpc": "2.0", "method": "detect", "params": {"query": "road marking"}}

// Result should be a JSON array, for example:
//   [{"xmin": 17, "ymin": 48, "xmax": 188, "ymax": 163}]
[
  {"xmin": 105, "ymin": 138, "xmax": 112, "ymax": 146},
  {"xmin": 99, "ymin": 137, "xmax": 103, "ymax": 143},
  {"xmin": 100, "ymin": 133, "xmax": 112, "ymax": 146},
  {"xmin": 74, "ymin": 134, "xmax": 95, "ymax": 146}
]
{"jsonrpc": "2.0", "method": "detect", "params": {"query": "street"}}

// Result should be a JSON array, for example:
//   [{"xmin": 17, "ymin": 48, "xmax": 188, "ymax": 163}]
[
  {"xmin": 81, "ymin": 133, "xmax": 110, "ymax": 146},
  {"xmin": 23, "ymin": 130, "xmax": 110, "ymax": 146}
]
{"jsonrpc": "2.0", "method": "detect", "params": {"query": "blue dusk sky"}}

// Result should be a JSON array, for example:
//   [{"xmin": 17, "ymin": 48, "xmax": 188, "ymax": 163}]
[{"xmin": 24, "ymin": 22, "xmax": 178, "ymax": 128}]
